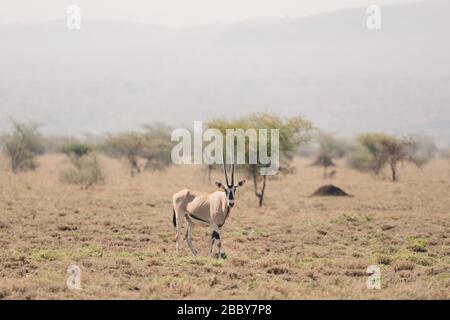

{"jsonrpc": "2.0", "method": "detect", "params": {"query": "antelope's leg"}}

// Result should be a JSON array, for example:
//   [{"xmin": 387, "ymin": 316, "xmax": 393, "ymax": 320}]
[
  {"xmin": 175, "ymin": 226, "xmax": 180, "ymax": 255},
  {"xmin": 186, "ymin": 223, "xmax": 197, "ymax": 256},
  {"xmin": 208, "ymin": 224, "xmax": 221, "ymax": 258},
  {"xmin": 175, "ymin": 213, "xmax": 184, "ymax": 255},
  {"xmin": 216, "ymin": 229, "xmax": 222, "ymax": 258},
  {"xmin": 208, "ymin": 232, "xmax": 214, "ymax": 258}
]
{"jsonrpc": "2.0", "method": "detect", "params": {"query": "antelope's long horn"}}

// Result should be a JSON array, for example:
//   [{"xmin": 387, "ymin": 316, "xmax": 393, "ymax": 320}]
[
  {"xmin": 231, "ymin": 163, "xmax": 235, "ymax": 186},
  {"xmin": 223, "ymin": 152, "xmax": 230, "ymax": 186}
]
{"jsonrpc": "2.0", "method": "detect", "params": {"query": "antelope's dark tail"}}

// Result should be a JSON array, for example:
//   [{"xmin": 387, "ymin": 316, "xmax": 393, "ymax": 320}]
[{"xmin": 172, "ymin": 208, "xmax": 177, "ymax": 228}]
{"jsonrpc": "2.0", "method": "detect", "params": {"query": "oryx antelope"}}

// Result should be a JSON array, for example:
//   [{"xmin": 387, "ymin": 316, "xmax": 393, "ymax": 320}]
[{"xmin": 172, "ymin": 162, "xmax": 245, "ymax": 257}]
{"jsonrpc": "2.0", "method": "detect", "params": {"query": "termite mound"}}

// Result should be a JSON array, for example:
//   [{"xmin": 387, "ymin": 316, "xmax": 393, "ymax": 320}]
[{"xmin": 311, "ymin": 185, "xmax": 353, "ymax": 197}]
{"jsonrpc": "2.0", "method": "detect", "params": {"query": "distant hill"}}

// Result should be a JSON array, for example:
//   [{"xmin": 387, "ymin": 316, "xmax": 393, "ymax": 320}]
[{"xmin": 0, "ymin": 0, "xmax": 449, "ymax": 146}]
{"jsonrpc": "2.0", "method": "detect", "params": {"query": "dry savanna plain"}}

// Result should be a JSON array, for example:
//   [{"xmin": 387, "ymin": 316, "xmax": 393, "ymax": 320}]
[{"xmin": 0, "ymin": 155, "xmax": 449, "ymax": 299}]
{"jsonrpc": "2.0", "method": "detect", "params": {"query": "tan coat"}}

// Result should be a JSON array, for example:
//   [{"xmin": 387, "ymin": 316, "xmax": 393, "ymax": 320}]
[{"xmin": 173, "ymin": 188, "xmax": 229, "ymax": 228}]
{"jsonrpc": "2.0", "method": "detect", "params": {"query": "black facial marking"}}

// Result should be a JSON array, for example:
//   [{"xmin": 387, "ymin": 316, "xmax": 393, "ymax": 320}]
[
  {"xmin": 211, "ymin": 230, "xmax": 220, "ymax": 240},
  {"xmin": 226, "ymin": 187, "xmax": 236, "ymax": 200}
]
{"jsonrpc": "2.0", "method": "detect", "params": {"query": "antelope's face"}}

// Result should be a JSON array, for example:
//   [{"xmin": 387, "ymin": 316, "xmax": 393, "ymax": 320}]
[{"xmin": 216, "ymin": 180, "xmax": 245, "ymax": 208}]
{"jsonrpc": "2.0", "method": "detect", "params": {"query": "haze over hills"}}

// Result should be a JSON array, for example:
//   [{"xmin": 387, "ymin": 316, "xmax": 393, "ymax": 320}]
[{"xmin": 0, "ymin": 0, "xmax": 449, "ymax": 146}]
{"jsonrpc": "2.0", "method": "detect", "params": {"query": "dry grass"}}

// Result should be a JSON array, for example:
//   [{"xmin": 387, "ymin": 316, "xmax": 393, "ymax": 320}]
[{"xmin": 0, "ymin": 155, "xmax": 449, "ymax": 299}]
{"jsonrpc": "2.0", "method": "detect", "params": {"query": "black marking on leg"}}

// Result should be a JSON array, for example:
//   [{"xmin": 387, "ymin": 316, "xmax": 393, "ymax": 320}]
[
  {"xmin": 172, "ymin": 209, "xmax": 176, "ymax": 227},
  {"xmin": 212, "ymin": 230, "xmax": 220, "ymax": 240}
]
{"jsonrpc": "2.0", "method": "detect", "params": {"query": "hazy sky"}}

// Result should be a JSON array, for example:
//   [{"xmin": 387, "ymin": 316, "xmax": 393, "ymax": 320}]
[{"xmin": 2, "ymin": 0, "xmax": 428, "ymax": 27}]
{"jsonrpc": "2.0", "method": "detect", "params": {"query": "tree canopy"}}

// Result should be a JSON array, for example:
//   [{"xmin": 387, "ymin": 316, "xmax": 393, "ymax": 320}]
[{"xmin": 208, "ymin": 113, "xmax": 312, "ymax": 206}]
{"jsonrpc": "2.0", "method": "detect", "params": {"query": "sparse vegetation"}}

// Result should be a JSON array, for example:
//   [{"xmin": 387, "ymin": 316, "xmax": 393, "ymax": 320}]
[
  {"xmin": 0, "ymin": 155, "xmax": 448, "ymax": 299},
  {"xmin": 0, "ymin": 121, "xmax": 447, "ymax": 299}
]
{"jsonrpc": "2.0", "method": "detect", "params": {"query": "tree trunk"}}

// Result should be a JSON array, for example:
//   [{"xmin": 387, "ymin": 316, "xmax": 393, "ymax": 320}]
[
  {"xmin": 390, "ymin": 161, "xmax": 397, "ymax": 182},
  {"xmin": 258, "ymin": 175, "xmax": 266, "ymax": 207},
  {"xmin": 252, "ymin": 167, "xmax": 267, "ymax": 207},
  {"xmin": 252, "ymin": 167, "xmax": 258, "ymax": 196},
  {"xmin": 11, "ymin": 151, "xmax": 20, "ymax": 174},
  {"xmin": 129, "ymin": 155, "xmax": 140, "ymax": 177}
]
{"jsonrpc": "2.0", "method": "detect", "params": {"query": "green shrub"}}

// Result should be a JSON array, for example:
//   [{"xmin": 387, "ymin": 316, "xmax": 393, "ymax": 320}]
[
  {"xmin": 60, "ymin": 155, "xmax": 104, "ymax": 188},
  {"xmin": 406, "ymin": 237, "xmax": 428, "ymax": 253}
]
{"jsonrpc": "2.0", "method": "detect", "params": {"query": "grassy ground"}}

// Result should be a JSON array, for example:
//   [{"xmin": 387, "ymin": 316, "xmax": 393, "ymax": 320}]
[{"xmin": 0, "ymin": 155, "xmax": 449, "ymax": 299}]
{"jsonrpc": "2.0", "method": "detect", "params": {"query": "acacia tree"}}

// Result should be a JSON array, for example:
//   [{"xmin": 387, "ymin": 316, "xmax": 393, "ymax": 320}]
[
  {"xmin": 404, "ymin": 134, "xmax": 437, "ymax": 168},
  {"xmin": 348, "ymin": 133, "xmax": 387, "ymax": 176},
  {"xmin": 349, "ymin": 133, "xmax": 416, "ymax": 182},
  {"xmin": 312, "ymin": 132, "xmax": 347, "ymax": 178},
  {"xmin": 102, "ymin": 132, "xmax": 143, "ymax": 177},
  {"xmin": 379, "ymin": 136, "xmax": 411, "ymax": 182},
  {"xmin": 1, "ymin": 121, "xmax": 44, "ymax": 173},
  {"xmin": 208, "ymin": 113, "xmax": 312, "ymax": 207},
  {"xmin": 140, "ymin": 123, "xmax": 173, "ymax": 171},
  {"xmin": 60, "ymin": 141, "xmax": 93, "ymax": 168},
  {"xmin": 102, "ymin": 126, "xmax": 173, "ymax": 176}
]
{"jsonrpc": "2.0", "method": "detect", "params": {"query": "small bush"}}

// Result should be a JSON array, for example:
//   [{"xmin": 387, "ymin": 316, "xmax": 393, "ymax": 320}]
[
  {"xmin": 60, "ymin": 155, "xmax": 103, "ymax": 188},
  {"xmin": 141, "ymin": 123, "xmax": 173, "ymax": 172},
  {"xmin": 376, "ymin": 254, "xmax": 393, "ymax": 265},
  {"xmin": 393, "ymin": 260, "xmax": 415, "ymax": 272},
  {"xmin": 1, "ymin": 121, "xmax": 44, "ymax": 173},
  {"xmin": 407, "ymin": 237, "xmax": 428, "ymax": 253},
  {"xmin": 332, "ymin": 213, "xmax": 373, "ymax": 224}
]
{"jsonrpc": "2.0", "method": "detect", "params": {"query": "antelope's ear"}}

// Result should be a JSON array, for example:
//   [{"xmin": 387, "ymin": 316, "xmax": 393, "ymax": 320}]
[
  {"xmin": 237, "ymin": 180, "xmax": 246, "ymax": 187},
  {"xmin": 215, "ymin": 181, "xmax": 224, "ymax": 189}
]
